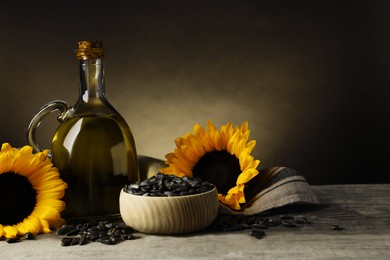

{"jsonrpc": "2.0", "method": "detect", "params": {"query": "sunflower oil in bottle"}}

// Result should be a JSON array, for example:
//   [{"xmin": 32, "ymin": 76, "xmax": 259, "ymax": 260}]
[{"xmin": 50, "ymin": 41, "xmax": 139, "ymax": 222}]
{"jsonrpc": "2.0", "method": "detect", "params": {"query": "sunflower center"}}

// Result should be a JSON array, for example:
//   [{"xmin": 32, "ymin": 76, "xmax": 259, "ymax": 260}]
[
  {"xmin": 192, "ymin": 150, "xmax": 241, "ymax": 194},
  {"xmin": 0, "ymin": 172, "xmax": 37, "ymax": 225}
]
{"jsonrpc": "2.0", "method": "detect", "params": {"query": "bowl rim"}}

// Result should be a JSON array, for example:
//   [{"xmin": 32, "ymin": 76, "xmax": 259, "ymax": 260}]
[{"xmin": 120, "ymin": 186, "xmax": 217, "ymax": 199}]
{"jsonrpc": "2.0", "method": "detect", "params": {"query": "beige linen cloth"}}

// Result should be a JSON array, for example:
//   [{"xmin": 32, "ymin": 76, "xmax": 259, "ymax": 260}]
[
  {"xmin": 138, "ymin": 156, "xmax": 319, "ymax": 215},
  {"xmin": 218, "ymin": 167, "xmax": 319, "ymax": 215}
]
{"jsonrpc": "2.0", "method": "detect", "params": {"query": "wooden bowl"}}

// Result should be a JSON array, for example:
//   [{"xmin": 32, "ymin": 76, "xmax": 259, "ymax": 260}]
[{"xmin": 119, "ymin": 187, "xmax": 219, "ymax": 235}]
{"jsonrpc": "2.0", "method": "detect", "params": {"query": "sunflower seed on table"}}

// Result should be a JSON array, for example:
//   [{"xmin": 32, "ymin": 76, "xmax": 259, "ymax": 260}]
[
  {"xmin": 280, "ymin": 215, "xmax": 294, "ymax": 220},
  {"xmin": 107, "ymin": 227, "xmax": 117, "ymax": 236},
  {"xmin": 331, "ymin": 224, "xmax": 344, "ymax": 231},
  {"xmin": 57, "ymin": 220, "xmax": 140, "ymax": 246},
  {"xmin": 223, "ymin": 224, "xmax": 246, "ymax": 232},
  {"xmin": 251, "ymin": 223, "xmax": 268, "ymax": 229},
  {"xmin": 250, "ymin": 229, "xmax": 266, "ymax": 239},
  {"xmin": 208, "ymin": 213, "xmax": 313, "ymax": 239},
  {"xmin": 79, "ymin": 234, "xmax": 89, "ymax": 245},
  {"xmin": 25, "ymin": 232, "xmax": 35, "ymax": 240},
  {"xmin": 5, "ymin": 232, "xmax": 36, "ymax": 243},
  {"xmin": 240, "ymin": 223, "xmax": 252, "ymax": 229},
  {"xmin": 97, "ymin": 236, "xmax": 117, "ymax": 245},
  {"xmin": 294, "ymin": 216, "xmax": 311, "ymax": 224},
  {"xmin": 282, "ymin": 220, "xmax": 299, "ymax": 228},
  {"xmin": 60, "ymin": 237, "xmax": 74, "ymax": 246},
  {"xmin": 263, "ymin": 217, "xmax": 282, "ymax": 227},
  {"xmin": 6, "ymin": 237, "xmax": 21, "ymax": 243}
]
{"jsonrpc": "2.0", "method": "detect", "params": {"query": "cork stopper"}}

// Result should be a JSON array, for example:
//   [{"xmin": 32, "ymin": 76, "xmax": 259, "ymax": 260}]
[{"xmin": 75, "ymin": 41, "xmax": 105, "ymax": 60}]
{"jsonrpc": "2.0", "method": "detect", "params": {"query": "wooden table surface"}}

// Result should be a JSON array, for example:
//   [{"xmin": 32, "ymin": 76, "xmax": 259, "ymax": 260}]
[{"xmin": 2, "ymin": 184, "xmax": 389, "ymax": 259}]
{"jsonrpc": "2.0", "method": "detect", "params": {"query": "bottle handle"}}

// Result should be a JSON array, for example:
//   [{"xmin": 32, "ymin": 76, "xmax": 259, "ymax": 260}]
[{"xmin": 27, "ymin": 100, "xmax": 70, "ymax": 153}]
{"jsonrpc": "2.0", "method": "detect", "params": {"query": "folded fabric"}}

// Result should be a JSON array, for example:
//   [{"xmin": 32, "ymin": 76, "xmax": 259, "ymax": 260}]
[
  {"xmin": 138, "ymin": 156, "xmax": 319, "ymax": 215},
  {"xmin": 218, "ymin": 167, "xmax": 319, "ymax": 215}
]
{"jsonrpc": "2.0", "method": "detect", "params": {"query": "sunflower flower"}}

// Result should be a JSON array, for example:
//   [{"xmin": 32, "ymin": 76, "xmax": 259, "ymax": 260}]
[
  {"xmin": 161, "ymin": 120, "xmax": 260, "ymax": 210},
  {"xmin": 0, "ymin": 143, "xmax": 67, "ymax": 239}
]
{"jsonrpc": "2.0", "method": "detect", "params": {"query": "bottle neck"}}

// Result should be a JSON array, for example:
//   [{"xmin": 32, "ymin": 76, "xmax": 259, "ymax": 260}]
[
  {"xmin": 78, "ymin": 58, "xmax": 105, "ymax": 103},
  {"xmin": 74, "ymin": 57, "xmax": 117, "ymax": 116}
]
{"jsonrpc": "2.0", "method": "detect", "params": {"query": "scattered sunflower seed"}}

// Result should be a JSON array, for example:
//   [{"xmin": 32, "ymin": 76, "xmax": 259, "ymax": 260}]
[
  {"xmin": 24, "ymin": 232, "xmax": 35, "ymax": 240},
  {"xmin": 57, "ymin": 220, "xmax": 140, "ymax": 246},
  {"xmin": 5, "ymin": 232, "xmax": 35, "ymax": 243},
  {"xmin": 331, "ymin": 225, "xmax": 344, "ymax": 231},
  {"xmin": 250, "ymin": 229, "xmax": 266, "ymax": 239},
  {"xmin": 6, "ymin": 237, "xmax": 21, "ymax": 243},
  {"xmin": 208, "ymin": 213, "xmax": 313, "ymax": 240},
  {"xmin": 282, "ymin": 220, "xmax": 299, "ymax": 228},
  {"xmin": 294, "ymin": 216, "xmax": 311, "ymax": 224}
]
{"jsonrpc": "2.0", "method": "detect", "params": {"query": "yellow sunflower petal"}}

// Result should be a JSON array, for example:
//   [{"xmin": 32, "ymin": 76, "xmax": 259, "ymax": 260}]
[
  {"xmin": 11, "ymin": 146, "xmax": 35, "ymax": 175},
  {"xmin": 237, "ymin": 168, "xmax": 259, "ymax": 185},
  {"xmin": 189, "ymin": 136, "xmax": 206, "ymax": 159},
  {"xmin": 34, "ymin": 179, "xmax": 68, "ymax": 191},
  {"xmin": 3, "ymin": 225, "xmax": 18, "ymax": 239},
  {"xmin": 174, "ymin": 146, "xmax": 196, "ymax": 168},
  {"xmin": 49, "ymin": 217, "xmax": 66, "ymax": 229},
  {"xmin": 22, "ymin": 215, "xmax": 42, "ymax": 235},
  {"xmin": 194, "ymin": 125, "xmax": 215, "ymax": 152},
  {"xmin": 165, "ymin": 153, "xmax": 175, "ymax": 161},
  {"xmin": 15, "ymin": 221, "xmax": 28, "ymax": 235},
  {"xmin": 193, "ymin": 123, "xmax": 207, "ymax": 137},
  {"xmin": 36, "ymin": 189, "xmax": 65, "ymax": 201},
  {"xmin": 1, "ymin": 143, "xmax": 13, "ymax": 152},
  {"xmin": 246, "ymin": 140, "xmax": 257, "ymax": 153},
  {"xmin": 164, "ymin": 146, "xmax": 194, "ymax": 175},
  {"xmin": 207, "ymin": 121, "xmax": 223, "ymax": 150},
  {"xmin": 170, "ymin": 158, "xmax": 192, "ymax": 176},
  {"xmin": 36, "ymin": 198, "xmax": 66, "ymax": 212},
  {"xmin": 227, "ymin": 132, "xmax": 242, "ymax": 156},
  {"xmin": 222, "ymin": 193, "xmax": 241, "ymax": 210},
  {"xmin": 239, "ymin": 121, "xmax": 249, "ymax": 133},
  {"xmin": 0, "ymin": 224, "xmax": 4, "ymax": 237},
  {"xmin": 32, "ymin": 204, "xmax": 62, "ymax": 223},
  {"xmin": 26, "ymin": 164, "xmax": 55, "ymax": 182},
  {"xmin": 239, "ymin": 153, "xmax": 260, "ymax": 172},
  {"xmin": 39, "ymin": 218, "xmax": 51, "ymax": 233},
  {"xmin": 0, "ymin": 146, "xmax": 16, "ymax": 173}
]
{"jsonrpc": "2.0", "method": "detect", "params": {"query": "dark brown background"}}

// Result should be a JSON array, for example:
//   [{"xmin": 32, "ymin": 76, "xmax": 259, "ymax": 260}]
[{"xmin": 1, "ymin": 0, "xmax": 389, "ymax": 184}]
